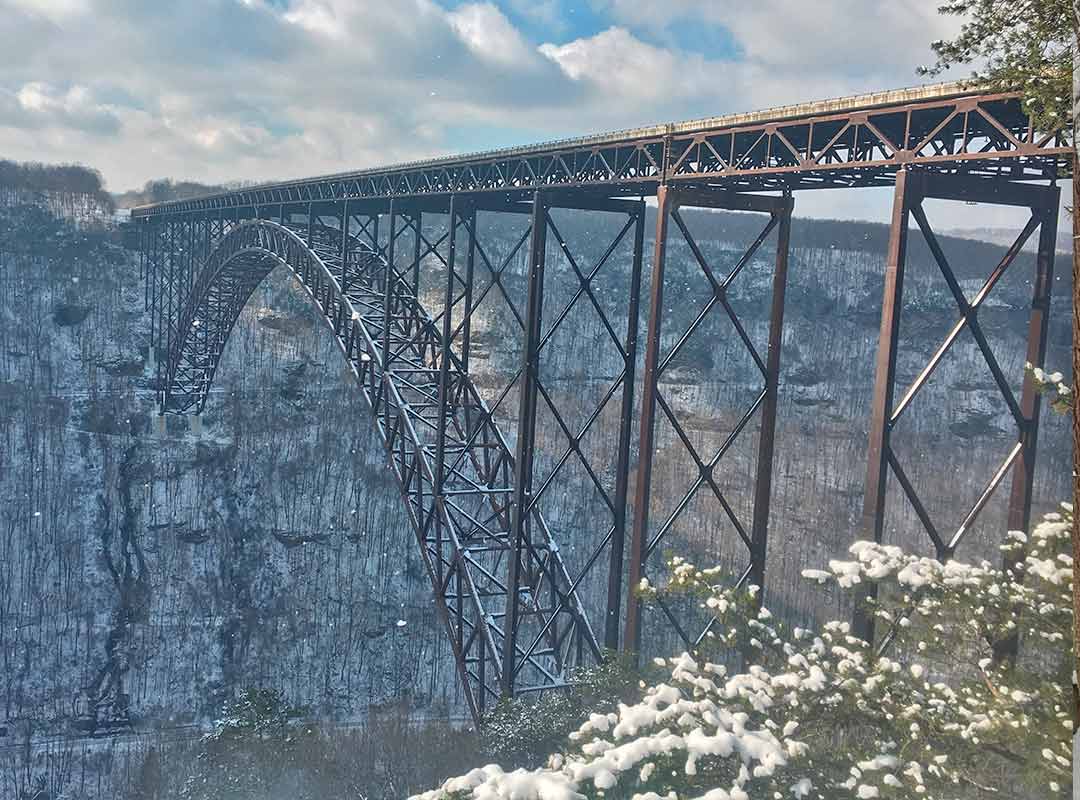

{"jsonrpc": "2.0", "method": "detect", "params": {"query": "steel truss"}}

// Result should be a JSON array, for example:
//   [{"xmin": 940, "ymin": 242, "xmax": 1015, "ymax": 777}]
[
  {"xmin": 131, "ymin": 86, "xmax": 1066, "ymax": 218},
  {"xmin": 855, "ymin": 169, "xmax": 1061, "ymax": 642},
  {"xmin": 146, "ymin": 202, "xmax": 629, "ymax": 720},
  {"xmin": 133, "ymin": 81, "xmax": 1072, "ymax": 718},
  {"xmin": 623, "ymin": 188, "xmax": 793, "ymax": 655}
]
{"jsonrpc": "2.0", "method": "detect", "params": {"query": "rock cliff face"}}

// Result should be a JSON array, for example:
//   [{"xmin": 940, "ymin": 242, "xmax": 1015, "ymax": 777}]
[{"xmin": 0, "ymin": 202, "xmax": 1070, "ymax": 798}]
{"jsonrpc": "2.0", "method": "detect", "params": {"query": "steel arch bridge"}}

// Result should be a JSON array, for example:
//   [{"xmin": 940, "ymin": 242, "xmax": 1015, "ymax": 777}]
[{"xmin": 133, "ymin": 81, "xmax": 1071, "ymax": 723}]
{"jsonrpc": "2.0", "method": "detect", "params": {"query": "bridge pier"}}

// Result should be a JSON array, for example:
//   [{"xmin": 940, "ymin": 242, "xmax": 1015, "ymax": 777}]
[
  {"xmin": 855, "ymin": 168, "xmax": 1061, "ymax": 643},
  {"xmin": 624, "ymin": 185, "xmax": 795, "ymax": 658}
]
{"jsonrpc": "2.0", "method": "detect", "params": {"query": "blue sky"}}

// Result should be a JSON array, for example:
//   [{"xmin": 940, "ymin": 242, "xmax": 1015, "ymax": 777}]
[{"xmin": 0, "ymin": 1, "xmax": 1067, "ymax": 226}]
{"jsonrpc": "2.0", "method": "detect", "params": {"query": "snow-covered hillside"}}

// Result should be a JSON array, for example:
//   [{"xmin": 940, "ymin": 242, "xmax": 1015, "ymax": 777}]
[{"xmin": 0, "ymin": 202, "xmax": 1070, "ymax": 799}]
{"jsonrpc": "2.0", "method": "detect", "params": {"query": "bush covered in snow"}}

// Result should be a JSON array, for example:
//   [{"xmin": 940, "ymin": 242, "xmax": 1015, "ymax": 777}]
[
  {"xmin": 412, "ymin": 505, "xmax": 1073, "ymax": 800},
  {"xmin": 479, "ymin": 654, "xmax": 646, "ymax": 770}
]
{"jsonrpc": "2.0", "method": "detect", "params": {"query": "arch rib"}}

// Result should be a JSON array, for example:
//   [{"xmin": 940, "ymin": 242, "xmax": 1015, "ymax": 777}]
[{"xmin": 160, "ymin": 218, "xmax": 601, "ymax": 721}]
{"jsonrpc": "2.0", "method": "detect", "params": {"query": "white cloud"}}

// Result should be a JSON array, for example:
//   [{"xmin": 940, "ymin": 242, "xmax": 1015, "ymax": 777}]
[
  {"xmin": 0, "ymin": 0, "xmax": 1029, "ymax": 226},
  {"xmin": 282, "ymin": 1, "xmax": 347, "ymax": 39},
  {"xmin": 540, "ymin": 27, "xmax": 639, "ymax": 81},
  {"xmin": 507, "ymin": 0, "xmax": 563, "ymax": 29},
  {"xmin": 540, "ymin": 27, "xmax": 721, "ymax": 107},
  {"xmin": 6, "ymin": 81, "xmax": 120, "ymax": 134},
  {"xmin": 594, "ymin": 0, "xmax": 960, "ymax": 82},
  {"xmin": 6, "ymin": 0, "xmax": 89, "ymax": 20},
  {"xmin": 537, "ymin": 26, "xmax": 841, "ymax": 126},
  {"xmin": 448, "ymin": 3, "xmax": 531, "ymax": 65}
]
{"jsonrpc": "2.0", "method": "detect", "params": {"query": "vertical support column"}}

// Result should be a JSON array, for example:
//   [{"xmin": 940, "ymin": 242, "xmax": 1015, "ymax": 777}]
[
  {"xmin": 139, "ymin": 223, "xmax": 146, "ymax": 294},
  {"xmin": 477, "ymin": 628, "xmax": 486, "ymax": 716},
  {"xmin": 155, "ymin": 220, "xmax": 165, "ymax": 371},
  {"xmin": 203, "ymin": 214, "xmax": 213, "ymax": 267},
  {"xmin": 604, "ymin": 201, "xmax": 646, "ymax": 651},
  {"xmin": 340, "ymin": 199, "xmax": 351, "ymax": 287},
  {"xmin": 855, "ymin": 167, "xmax": 914, "ymax": 642},
  {"xmin": 146, "ymin": 221, "xmax": 158, "ymax": 379},
  {"xmin": 185, "ymin": 217, "xmax": 194, "ymax": 308},
  {"xmin": 748, "ymin": 192, "xmax": 794, "ymax": 595},
  {"xmin": 503, "ymin": 191, "xmax": 547, "ymax": 694},
  {"xmin": 1005, "ymin": 190, "xmax": 1059, "ymax": 538},
  {"xmin": 433, "ymin": 195, "xmax": 459, "ymax": 589},
  {"xmin": 146, "ymin": 222, "xmax": 155, "ymax": 341},
  {"xmin": 624, "ymin": 184, "xmax": 675, "ymax": 656},
  {"xmin": 1072, "ymin": 168, "xmax": 1079, "ymax": 745},
  {"xmin": 163, "ymin": 219, "xmax": 176, "ymax": 409},
  {"xmin": 461, "ymin": 208, "xmax": 478, "ymax": 372},
  {"xmin": 155, "ymin": 220, "xmax": 165, "ymax": 394},
  {"xmin": 412, "ymin": 211, "xmax": 423, "ymax": 295},
  {"xmin": 306, "ymin": 202, "xmax": 314, "ymax": 248},
  {"xmin": 382, "ymin": 199, "xmax": 397, "ymax": 435}
]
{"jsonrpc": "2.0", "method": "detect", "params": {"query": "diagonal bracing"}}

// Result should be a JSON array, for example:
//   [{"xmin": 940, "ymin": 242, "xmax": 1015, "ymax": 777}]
[{"xmin": 155, "ymin": 216, "xmax": 601, "ymax": 722}]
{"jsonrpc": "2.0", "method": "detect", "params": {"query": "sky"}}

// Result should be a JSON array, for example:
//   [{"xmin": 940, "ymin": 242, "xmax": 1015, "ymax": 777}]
[{"xmin": 0, "ymin": 0, "xmax": 1070, "ymax": 228}]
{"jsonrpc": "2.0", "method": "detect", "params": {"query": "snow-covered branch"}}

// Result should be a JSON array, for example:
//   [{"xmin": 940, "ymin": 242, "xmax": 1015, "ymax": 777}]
[{"xmin": 412, "ymin": 505, "xmax": 1073, "ymax": 800}]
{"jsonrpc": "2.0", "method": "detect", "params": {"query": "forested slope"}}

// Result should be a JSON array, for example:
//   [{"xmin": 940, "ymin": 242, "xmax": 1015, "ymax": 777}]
[{"xmin": 0, "ymin": 195, "xmax": 1070, "ymax": 799}]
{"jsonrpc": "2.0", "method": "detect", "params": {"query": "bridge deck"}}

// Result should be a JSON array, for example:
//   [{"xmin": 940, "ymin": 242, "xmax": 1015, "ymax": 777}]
[{"xmin": 132, "ymin": 82, "xmax": 1070, "ymax": 218}]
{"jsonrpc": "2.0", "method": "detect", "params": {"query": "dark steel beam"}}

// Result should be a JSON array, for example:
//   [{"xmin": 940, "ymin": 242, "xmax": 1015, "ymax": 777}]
[
  {"xmin": 748, "ymin": 192, "xmax": 794, "ymax": 595},
  {"xmin": 1006, "ymin": 189, "xmax": 1060, "ymax": 538},
  {"xmin": 855, "ymin": 167, "xmax": 911, "ymax": 643},
  {"xmin": 605, "ymin": 201, "xmax": 646, "ymax": 650},
  {"xmin": 460, "ymin": 209, "xmax": 477, "ymax": 372},
  {"xmin": 919, "ymin": 172, "xmax": 1061, "ymax": 208},
  {"xmin": 131, "ymin": 88, "xmax": 1069, "ymax": 219},
  {"xmin": 433, "ymin": 195, "xmax": 458, "ymax": 592},
  {"xmin": 624, "ymin": 184, "xmax": 673, "ymax": 656},
  {"xmin": 504, "ymin": 190, "xmax": 547, "ymax": 694},
  {"xmin": 383, "ymin": 198, "xmax": 397, "ymax": 435}
]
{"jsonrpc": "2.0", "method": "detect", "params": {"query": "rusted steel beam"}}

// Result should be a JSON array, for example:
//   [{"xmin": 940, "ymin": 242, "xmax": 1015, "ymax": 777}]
[
  {"xmin": 919, "ymin": 172, "xmax": 1062, "ymax": 208},
  {"xmin": 1006, "ymin": 190, "xmax": 1060, "ymax": 538},
  {"xmin": 624, "ymin": 184, "xmax": 674, "ymax": 657},
  {"xmin": 605, "ymin": 201, "xmax": 646, "ymax": 650},
  {"xmin": 854, "ymin": 172, "xmax": 1061, "ymax": 646},
  {"xmin": 623, "ymin": 184, "xmax": 796, "ymax": 657},
  {"xmin": 504, "ymin": 191, "xmax": 547, "ymax": 694},
  {"xmin": 667, "ymin": 186, "xmax": 794, "ymax": 214},
  {"xmin": 748, "ymin": 192, "xmax": 794, "ymax": 595},
  {"xmin": 131, "ymin": 86, "xmax": 1069, "ymax": 219},
  {"xmin": 433, "ymin": 195, "xmax": 459, "ymax": 591},
  {"xmin": 855, "ymin": 167, "xmax": 912, "ymax": 643}
]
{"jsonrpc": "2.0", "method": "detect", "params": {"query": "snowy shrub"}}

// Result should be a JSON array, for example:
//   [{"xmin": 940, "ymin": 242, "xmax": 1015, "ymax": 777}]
[
  {"xmin": 1025, "ymin": 362, "xmax": 1072, "ymax": 414},
  {"xmin": 480, "ymin": 654, "xmax": 645, "ymax": 770},
  {"xmin": 411, "ymin": 505, "xmax": 1073, "ymax": 800}
]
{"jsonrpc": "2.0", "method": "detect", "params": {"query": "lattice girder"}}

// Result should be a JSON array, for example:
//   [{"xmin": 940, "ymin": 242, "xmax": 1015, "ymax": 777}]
[{"xmin": 154, "ymin": 217, "xmax": 600, "ymax": 721}]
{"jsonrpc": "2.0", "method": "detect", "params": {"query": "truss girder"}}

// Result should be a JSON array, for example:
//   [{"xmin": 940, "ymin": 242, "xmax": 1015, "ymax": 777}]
[
  {"xmin": 133, "ymin": 80, "xmax": 1070, "ymax": 709},
  {"xmin": 855, "ymin": 169, "xmax": 1061, "ymax": 644},
  {"xmin": 131, "ymin": 89, "xmax": 1068, "ymax": 220},
  {"xmin": 153, "ymin": 217, "xmax": 600, "ymax": 721}
]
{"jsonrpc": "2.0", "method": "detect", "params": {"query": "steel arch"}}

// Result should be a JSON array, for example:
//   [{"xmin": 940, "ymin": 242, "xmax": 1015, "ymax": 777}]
[{"xmin": 159, "ymin": 218, "xmax": 601, "ymax": 721}]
